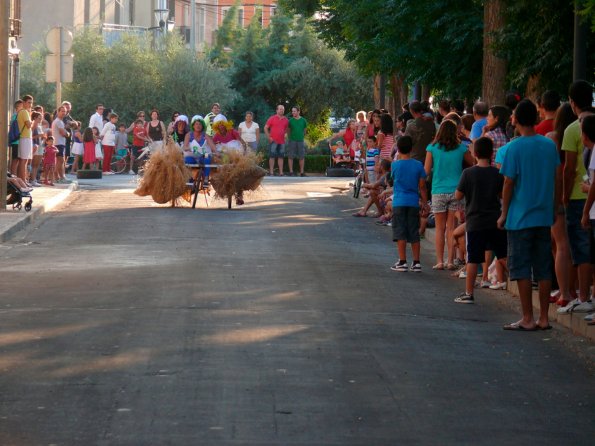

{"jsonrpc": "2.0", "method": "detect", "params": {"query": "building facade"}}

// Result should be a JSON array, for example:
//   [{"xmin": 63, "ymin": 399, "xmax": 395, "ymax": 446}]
[{"xmin": 18, "ymin": 0, "xmax": 277, "ymax": 56}]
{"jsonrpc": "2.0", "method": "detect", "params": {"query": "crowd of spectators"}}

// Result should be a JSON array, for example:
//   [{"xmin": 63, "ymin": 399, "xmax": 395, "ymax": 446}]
[{"xmin": 347, "ymin": 80, "xmax": 595, "ymax": 330}]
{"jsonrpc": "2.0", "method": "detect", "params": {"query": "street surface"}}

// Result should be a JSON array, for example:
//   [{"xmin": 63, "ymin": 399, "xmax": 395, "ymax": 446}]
[{"xmin": 0, "ymin": 175, "xmax": 593, "ymax": 445}]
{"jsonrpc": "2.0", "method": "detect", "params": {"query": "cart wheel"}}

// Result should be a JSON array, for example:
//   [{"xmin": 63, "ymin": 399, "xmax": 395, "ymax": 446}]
[
  {"xmin": 228, "ymin": 196, "xmax": 232, "ymax": 209},
  {"xmin": 24, "ymin": 202, "xmax": 32, "ymax": 212}
]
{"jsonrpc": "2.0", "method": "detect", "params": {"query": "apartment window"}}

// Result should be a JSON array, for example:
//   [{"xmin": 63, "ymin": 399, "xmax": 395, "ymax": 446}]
[
  {"xmin": 238, "ymin": 8, "xmax": 244, "ymax": 27},
  {"xmin": 198, "ymin": 6, "xmax": 205, "ymax": 43},
  {"xmin": 129, "ymin": 0, "xmax": 135, "ymax": 25},
  {"xmin": 221, "ymin": 6, "xmax": 230, "ymax": 19},
  {"xmin": 115, "ymin": 0, "xmax": 121, "ymax": 24}
]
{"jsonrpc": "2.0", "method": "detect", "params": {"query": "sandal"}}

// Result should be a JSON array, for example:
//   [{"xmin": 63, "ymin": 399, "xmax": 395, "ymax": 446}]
[
  {"xmin": 445, "ymin": 263, "xmax": 458, "ymax": 271},
  {"xmin": 432, "ymin": 263, "xmax": 445, "ymax": 270}
]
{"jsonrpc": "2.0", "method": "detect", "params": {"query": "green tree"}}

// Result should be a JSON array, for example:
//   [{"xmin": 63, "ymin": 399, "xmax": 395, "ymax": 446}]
[
  {"xmin": 19, "ymin": 44, "xmax": 56, "ymax": 110},
  {"xmin": 60, "ymin": 30, "xmax": 236, "ymax": 125}
]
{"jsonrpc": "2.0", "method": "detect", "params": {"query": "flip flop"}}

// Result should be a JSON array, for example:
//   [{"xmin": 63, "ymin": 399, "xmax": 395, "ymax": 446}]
[
  {"xmin": 432, "ymin": 263, "xmax": 445, "ymax": 270},
  {"xmin": 536, "ymin": 324, "xmax": 553, "ymax": 330},
  {"xmin": 503, "ymin": 321, "xmax": 538, "ymax": 331}
]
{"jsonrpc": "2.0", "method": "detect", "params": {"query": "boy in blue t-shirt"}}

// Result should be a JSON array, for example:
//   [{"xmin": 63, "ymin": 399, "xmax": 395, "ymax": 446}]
[{"xmin": 390, "ymin": 136, "xmax": 428, "ymax": 272}]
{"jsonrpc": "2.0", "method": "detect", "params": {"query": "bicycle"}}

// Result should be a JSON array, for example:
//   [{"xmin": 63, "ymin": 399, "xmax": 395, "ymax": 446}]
[
  {"xmin": 352, "ymin": 161, "xmax": 365, "ymax": 198},
  {"xmin": 110, "ymin": 148, "xmax": 129, "ymax": 174}
]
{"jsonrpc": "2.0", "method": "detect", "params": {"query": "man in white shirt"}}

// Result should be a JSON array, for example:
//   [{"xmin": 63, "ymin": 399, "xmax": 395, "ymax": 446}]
[
  {"xmin": 52, "ymin": 106, "xmax": 70, "ymax": 183},
  {"xmin": 89, "ymin": 104, "xmax": 104, "ymax": 133}
]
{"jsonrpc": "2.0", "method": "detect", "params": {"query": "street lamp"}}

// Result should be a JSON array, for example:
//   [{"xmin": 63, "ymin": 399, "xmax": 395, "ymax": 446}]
[{"xmin": 154, "ymin": 0, "xmax": 169, "ymax": 33}]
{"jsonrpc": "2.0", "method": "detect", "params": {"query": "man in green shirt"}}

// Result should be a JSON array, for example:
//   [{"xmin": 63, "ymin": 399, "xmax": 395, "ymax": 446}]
[
  {"xmin": 287, "ymin": 106, "xmax": 308, "ymax": 177},
  {"xmin": 559, "ymin": 80, "xmax": 594, "ymax": 314}
]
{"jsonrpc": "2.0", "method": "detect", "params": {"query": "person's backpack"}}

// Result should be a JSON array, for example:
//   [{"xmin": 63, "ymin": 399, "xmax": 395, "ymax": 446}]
[{"xmin": 8, "ymin": 115, "xmax": 22, "ymax": 144}]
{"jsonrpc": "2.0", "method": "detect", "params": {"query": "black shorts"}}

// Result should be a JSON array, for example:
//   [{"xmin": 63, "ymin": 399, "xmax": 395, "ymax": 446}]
[
  {"xmin": 131, "ymin": 146, "xmax": 144, "ymax": 158},
  {"xmin": 392, "ymin": 206, "xmax": 421, "ymax": 243},
  {"xmin": 56, "ymin": 145, "xmax": 66, "ymax": 157},
  {"xmin": 10, "ymin": 143, "xmax": 18, "ymax": 159},
  {"xmin": 466, "ymin": 228, "xmax": 507, "ymax": 264}
]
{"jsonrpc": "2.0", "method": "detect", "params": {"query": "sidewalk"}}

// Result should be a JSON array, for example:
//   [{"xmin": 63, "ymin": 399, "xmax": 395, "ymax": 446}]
[
  {"xmin": 0, "ymin": 180, "xmax": 78, "ymax": 243},
  {"xmin": 423, "ymin": 227, "xmax": 595, "ymax": 342}
]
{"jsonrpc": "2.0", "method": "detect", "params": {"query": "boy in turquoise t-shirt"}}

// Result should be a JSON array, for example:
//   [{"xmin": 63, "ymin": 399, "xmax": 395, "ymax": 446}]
[{"xmin": 498, "ymin": 99, "xmax": 560, "ymax": 331}]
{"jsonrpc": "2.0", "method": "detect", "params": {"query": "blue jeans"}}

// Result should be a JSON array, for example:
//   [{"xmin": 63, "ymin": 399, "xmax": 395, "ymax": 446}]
[
  {"xmin": 565, "ymin": 199, "xmax": 590, "ymax": 265},
  {"xmin": 184, "ymin": 154, "xmax": 211, "ymax": 177}
]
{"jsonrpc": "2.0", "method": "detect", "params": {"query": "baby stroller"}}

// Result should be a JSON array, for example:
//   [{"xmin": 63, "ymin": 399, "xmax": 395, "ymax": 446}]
[{"xmin": 7, "ymin": 181, "xmax": 33, "ymax": 211}]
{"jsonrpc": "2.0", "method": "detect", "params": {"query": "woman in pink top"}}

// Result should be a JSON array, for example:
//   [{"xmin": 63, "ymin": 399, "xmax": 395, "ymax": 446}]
[{"xmin": 376, "ymin": 113, "xmax": 395, "ymax": 160}]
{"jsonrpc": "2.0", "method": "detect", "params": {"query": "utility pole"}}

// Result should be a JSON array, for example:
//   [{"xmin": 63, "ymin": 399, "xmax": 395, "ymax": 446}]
[
  {"xmin": 191, "ymin": 0, "xmax": 196, "ymax": 54},
  {"xmin": 0, "ymin": 1, "xmax": 9, "ymax": 210}
]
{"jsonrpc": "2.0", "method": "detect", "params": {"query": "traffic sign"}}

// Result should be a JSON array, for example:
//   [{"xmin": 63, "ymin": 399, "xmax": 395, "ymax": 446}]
[{"xmin": 45, "ymin": 27, "xmax": 72, "ymax": 54}]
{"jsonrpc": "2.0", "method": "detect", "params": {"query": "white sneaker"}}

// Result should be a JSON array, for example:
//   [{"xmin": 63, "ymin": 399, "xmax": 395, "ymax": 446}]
[
  {"xmin": 458, "ymin": 269, "xmax": 467, "ymax": 279},
  {"xmin": 30, "ymin": 180, "xmax": 41, "ymax": 187},
  {"xmin": 489, "ymin": 282, "xmax": 507, "ymax": 290},
  {"xmin": 556, "ymin": 298, "xmax": 594, "ymax": 314},
  {"xmin": 584, "ymin": 312, "xmax": 595, "ymax": 321},
  {"xmin": 572, "ymin": 300, "xmax": 594, "ymax": 313},
  {"xmin": 128, "ymin": 170, "xmax": 135, "ymax": 175}
]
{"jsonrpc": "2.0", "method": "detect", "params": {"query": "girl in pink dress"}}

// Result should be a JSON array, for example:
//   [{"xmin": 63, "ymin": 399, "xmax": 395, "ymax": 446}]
[{"xmin": 42, "ymin": 136, "xmax": 58, "ymax": 186}]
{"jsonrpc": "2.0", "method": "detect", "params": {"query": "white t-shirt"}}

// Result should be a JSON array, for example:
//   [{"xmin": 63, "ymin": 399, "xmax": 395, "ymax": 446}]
[
  {"xmin": 588, "ymin": 144, "xmax": 595, "ymax": 219},
  {"xmin": 100, "ymin": 122, "xmax": 117, "ymax": 146},
  {"xmin": 89, "ymin": 112, "xmax": 104, "ymax": 133},
  {"xmin": 51, "ymin": 118, "xmax": 66, "ymax": 146},
  {"xmin": 238, "ymin": 121, "xmax": 259, "ymax": 143}
]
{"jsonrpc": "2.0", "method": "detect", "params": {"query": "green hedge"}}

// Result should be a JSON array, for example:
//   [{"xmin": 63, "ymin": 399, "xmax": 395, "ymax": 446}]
[{"xmin": 259, "ymin": 154, "xmax": 330, "ymax": 173}]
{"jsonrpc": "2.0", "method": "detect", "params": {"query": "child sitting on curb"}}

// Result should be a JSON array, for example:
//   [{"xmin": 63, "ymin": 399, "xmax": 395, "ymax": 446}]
[
  {"xmin": 389, "ymin": 136, "xmax": 429, "ymax": 272},
  {"xmin": 353, "ymin": 159, "xmax": 391, "ymax": 217}
]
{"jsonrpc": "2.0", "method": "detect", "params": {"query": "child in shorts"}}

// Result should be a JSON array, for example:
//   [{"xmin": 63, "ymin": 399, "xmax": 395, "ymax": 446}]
[
  {"xmin": 365, "ymin": 135, "xmax": 380, "ymax": 183},
  {"xmin": 389, "ymin": 136, "xmax": 428, "ymax": 272},
  {"xmin": 453, "ymin": 137, "xmax": 506, "ymax": 304}
]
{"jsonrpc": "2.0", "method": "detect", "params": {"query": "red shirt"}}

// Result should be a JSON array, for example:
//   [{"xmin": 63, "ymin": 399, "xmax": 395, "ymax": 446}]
[
  {"xmin": 266, "ymin": 115, "xmax": 289, "ymax": 144},
  {"xmin": 535, "ymin": 118, "xmax": 554, "ymax": 136},
  {"xmin": 133, "ymin": 126, "xmax": 146, "ymax": 147},
  {"xmin": 213, "ymin": 129, "xmax": 239, "ymax": 144}
]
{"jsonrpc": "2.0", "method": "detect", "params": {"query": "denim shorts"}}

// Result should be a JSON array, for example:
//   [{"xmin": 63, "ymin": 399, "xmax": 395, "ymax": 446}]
[
  {"xmin": 565, "ymin": 199, "xmax": 590, "ymax": 265},
  {"xmin": 431, "ymin": 193, "xmax": 462, "ymax": 213},
  {"xmin": 392, "ymin": 206, "xmax": 421, "ymax": 243},
  {"xmin": 507, "ymin": 227, "xmax": 552, "ymax": 281},
  {"xmin": 287, "ymin": 141, "xmax": 305, "ymax": 159},
  {"xmin": 269, "ymin": 142, "xmax": 285, "ymax": 158},
  {"xmin": 56, "ymin": 144, "xmax": 65, "ymax": 157}
]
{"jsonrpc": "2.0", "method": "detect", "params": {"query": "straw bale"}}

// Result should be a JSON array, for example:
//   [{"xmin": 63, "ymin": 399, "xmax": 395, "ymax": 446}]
[
  {"xmin": 210, "ymin": 151, "xmax": 266, "ymax": 200},
  {"xmin": 134, "ymin": 139, "xmax": 191, "ymax": 205}
]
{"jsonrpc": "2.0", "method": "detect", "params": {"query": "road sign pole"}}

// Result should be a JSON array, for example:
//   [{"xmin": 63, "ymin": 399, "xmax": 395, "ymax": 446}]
[
  {"xmin": 0, "ymin": 1, "xmax": 10, "ymax": 211},
  {"xmin": 55, "ymin": 27, "xmax": 62, "ymax": 110}
]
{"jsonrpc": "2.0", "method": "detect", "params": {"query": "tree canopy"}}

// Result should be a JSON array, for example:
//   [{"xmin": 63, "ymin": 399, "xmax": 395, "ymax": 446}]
[{"xmin": 281, "ymin": 0, "xmax": 594, "ymax": 101}]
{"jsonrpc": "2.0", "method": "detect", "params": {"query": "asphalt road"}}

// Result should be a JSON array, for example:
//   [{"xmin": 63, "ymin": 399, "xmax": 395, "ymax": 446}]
[{"xmin": 0, "ymin": 176, "xmax": 593, "ymax": 445}]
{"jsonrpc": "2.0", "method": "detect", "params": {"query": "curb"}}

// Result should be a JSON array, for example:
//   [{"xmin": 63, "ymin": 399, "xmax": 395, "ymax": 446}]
[
  {"xmin": 422, "ymin": 227, "xmax": 594, "ymax": 342},
  {"xmin": 0, "ymin": 182, "xmax": 78, "ymax": 243}
]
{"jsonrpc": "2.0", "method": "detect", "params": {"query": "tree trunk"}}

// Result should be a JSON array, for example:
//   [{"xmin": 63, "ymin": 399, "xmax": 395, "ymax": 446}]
[
  {"xmin": 421, "ymin": 84, "xmax": 431, "ymax": 101},
  {"xmin": 390, "ymin": 74, "xmax": 404, "ymax": 116},
  {"xmin": 374, "ymin": 74, "xmax": 381, "ymax": 109},
  {"xmin": 482, "ymin": 0, "xmax": 507, "ymax": 105}
]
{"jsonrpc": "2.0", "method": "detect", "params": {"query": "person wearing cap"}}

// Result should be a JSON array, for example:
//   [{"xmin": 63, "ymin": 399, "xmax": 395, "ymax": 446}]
[
  {"xmin": 183, "ymin": 116, "xmax": 217, "ymax": 187},
  {"xmin": 171, "ymin": 115, "xmax": 189, "ymax": 148},
  {"xmin": 212, "ymin": 114, "xmax": 244, "ymax": 153}
]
